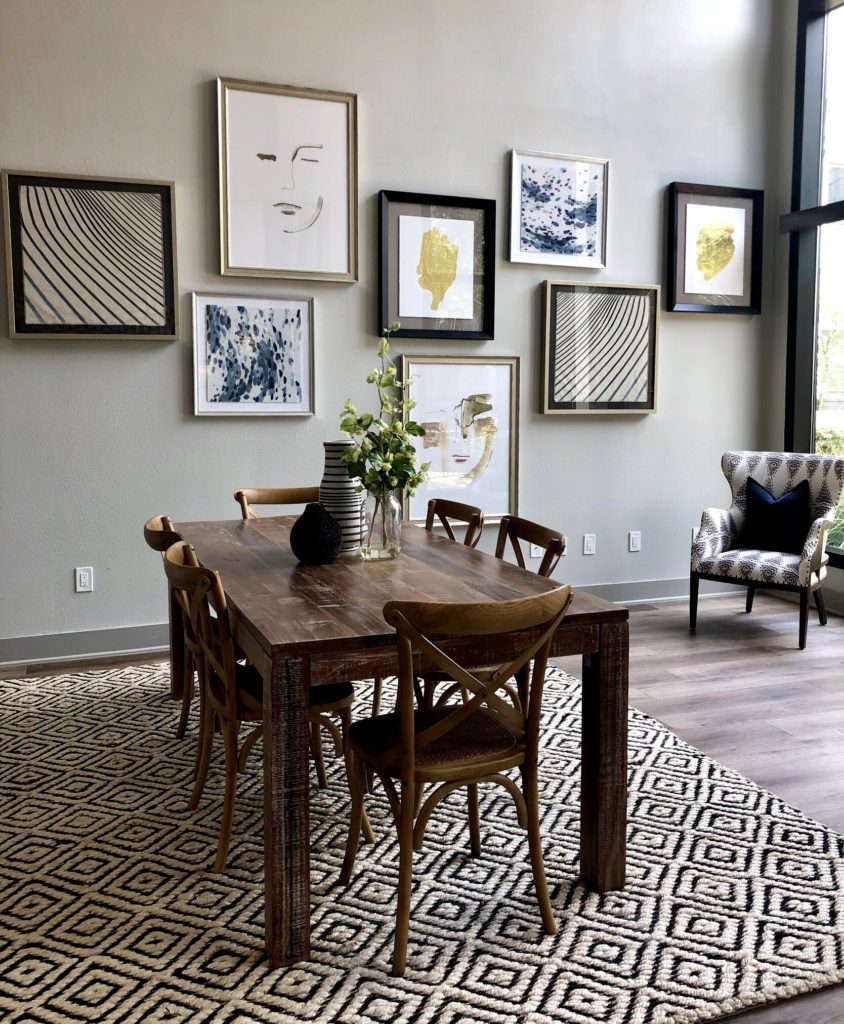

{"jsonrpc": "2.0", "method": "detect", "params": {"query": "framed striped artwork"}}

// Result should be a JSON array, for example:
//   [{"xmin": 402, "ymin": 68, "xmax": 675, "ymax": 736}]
[
  {"xmin": 541, "ymin": 280, "xmax": 659, "ymax": 414},
  {"xmin": 2, "ymin": 170, "xmax": 178, "ymax": 340}
]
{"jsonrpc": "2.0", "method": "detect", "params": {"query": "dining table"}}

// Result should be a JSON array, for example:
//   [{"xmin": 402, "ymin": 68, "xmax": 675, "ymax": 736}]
[{"xmin": 173, "ymin": 515, "xmax": 629, "ymax": 967}]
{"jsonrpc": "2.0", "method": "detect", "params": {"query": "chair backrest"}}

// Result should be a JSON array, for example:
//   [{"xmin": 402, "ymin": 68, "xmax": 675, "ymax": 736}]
[
  {"xmin": 143, "ymin": 514, "xmax": 182, "ymax": 556},
  {"xmin": 383, "ymin": 585, "xmax": 572, "ymax": 775},
  {"xmin": 424, "ymin": 498, "xmax": 484, "ymax": 548},
  {"xmin": 721, "ymin": 451, "xmax": 844, "ymax": 521},
  {"xmin": 163, "ymin": 541, "xmax": 238, "ymax": 719},
  {"xmin": 494, "ymin": 515, "xmax": 566, "ymax": 578},
  {"xmin": 234, "ymin": 486, "xmax": 320, "ymax": 520}
]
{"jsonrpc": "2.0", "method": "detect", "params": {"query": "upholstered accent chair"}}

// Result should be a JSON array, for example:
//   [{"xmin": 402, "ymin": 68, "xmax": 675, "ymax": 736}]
[{"xmin": 690, "ymin": 451, "xmax": 844, "ymax": 648}]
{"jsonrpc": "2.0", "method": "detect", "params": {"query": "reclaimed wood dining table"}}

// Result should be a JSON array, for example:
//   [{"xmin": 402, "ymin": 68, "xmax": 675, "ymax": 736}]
[{"xmin": 173, "ymin": 515, "xmax": 629, "ymax": 967}]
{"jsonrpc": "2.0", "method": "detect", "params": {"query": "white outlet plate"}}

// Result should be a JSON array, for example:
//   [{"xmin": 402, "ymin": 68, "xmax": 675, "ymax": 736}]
[
  {"xmin": 530, "ymin": 543, "xmax": 543, "ymax": 558},
  {"xmin": 75, "ymin": 566, "xmax": 94, "ymax": 593},
  {"xmin": 583, "ymin": 533, "xmax": 596, "ymax": 555},
  {"xmin": 628, "ymin": 530, "xmax": 642, "ymax": 553}
]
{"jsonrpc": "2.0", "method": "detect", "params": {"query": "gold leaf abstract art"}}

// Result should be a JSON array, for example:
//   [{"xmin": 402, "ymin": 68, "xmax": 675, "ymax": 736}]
[
  {"xmin": 695, "ymin": 221, "xmax": 736, "ymax": 282},
  {"xmin": 416, "ymin": 226, "xmax": 458, "ymax": 310}
]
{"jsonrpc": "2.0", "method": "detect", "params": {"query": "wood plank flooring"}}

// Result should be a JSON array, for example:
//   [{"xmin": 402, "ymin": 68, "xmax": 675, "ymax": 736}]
[{"xmin": 556, "ymin": 590, "xmax": 844, "ymax": 1023}]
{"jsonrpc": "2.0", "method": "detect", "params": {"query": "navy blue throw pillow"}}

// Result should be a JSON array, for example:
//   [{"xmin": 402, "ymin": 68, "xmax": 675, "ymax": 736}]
[{"xmin": 737, "ymin": 477, "xmax": 812, "ymax": 555}]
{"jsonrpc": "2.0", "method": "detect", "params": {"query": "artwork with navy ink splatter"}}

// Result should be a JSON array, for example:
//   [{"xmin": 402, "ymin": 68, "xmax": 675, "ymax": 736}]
[
  {"xmin": 205, "ymin": 303, "xmax": 303, "ymax": 405},
  {"xmin": 511, "ymin": 151, "xmax": 607, "ymax": 268}
]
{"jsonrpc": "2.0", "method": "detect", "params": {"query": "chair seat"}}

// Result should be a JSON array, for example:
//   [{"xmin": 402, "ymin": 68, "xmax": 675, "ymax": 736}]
[
  {"xmin": 349, "ymin": 706, "xmax": 521, "ymax": 773},
  {"xmin": 694, "ymin": 548, "xmax": 826, "ymax": 586},
  {"xmin": 232, "ymin": 666, "xmax": 353, "ymax": 717},
  {"xmin": 310, "ymin": 681, "xmax": 355, "ymax": 709}
]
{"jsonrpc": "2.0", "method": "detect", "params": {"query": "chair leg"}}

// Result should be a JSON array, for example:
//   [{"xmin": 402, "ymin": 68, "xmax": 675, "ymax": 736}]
[
  {"xmin": 175, "ymin": 653, "xmax": 194, "ymax": 739},
  {"xmin": 799, "ymin": 588, "xmax": 810, "ymax": 650},
  {"xmin": 339, "ymin": 706, "xmax": 375, "ymax": 844},
  {"xmin": 467, "ymin": 783, "xmax": 481, "ymax": 857},
  {"xmin": 814, "ymin": 588, "xmax": 828, "ymax": 626},
  {"xmin": 745, "ymin": 584, "xmax": 756, "ymax": 614},
  {"xmin": 372, "ymin": 676, "xmax": 383, "ymax": 716},
  {"xmin": 214, "ymin": 723, "xmax": 239, "ymax": 872},
  {"xmin": 310, "ymin": 720, "xmax": 328, "ymax": 789},
  {"xmin": 339, "ymin": 751, "xmax": 366, "ymax": 885},
  {"xmin": 689, "ymin": 573, "xmax": 699, "ymax": 631},
  {"xmin": 391, "ymin": 781, "xmax": 415, "ymax": 977},
  {"xmin": 522, "ymin": 764, "xmax": 556, "ymax": 935},
  {"xmin": 188, "ymin": 699, "xmax": 214, "ymax": 810}
]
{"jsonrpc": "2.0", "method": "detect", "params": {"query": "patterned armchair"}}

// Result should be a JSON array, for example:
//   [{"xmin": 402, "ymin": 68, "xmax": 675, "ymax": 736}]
[{"xmin": 690, "ymin": 451, "xmax": 844, "ymax": 648}]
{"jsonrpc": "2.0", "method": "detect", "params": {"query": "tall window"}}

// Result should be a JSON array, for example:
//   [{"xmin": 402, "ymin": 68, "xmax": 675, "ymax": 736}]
[{"xmin": 784, "ymin": 0, "xmax": 844, "ymax": 565}]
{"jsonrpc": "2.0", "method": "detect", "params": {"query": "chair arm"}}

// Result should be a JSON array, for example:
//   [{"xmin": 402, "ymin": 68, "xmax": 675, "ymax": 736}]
[
  {"xmin": 803, "ymin": 516, "xmax": 833, "ymax": 574},
  {"xmin": 692, "ymin": 507, "xmax": 736, "ymax": 563}
]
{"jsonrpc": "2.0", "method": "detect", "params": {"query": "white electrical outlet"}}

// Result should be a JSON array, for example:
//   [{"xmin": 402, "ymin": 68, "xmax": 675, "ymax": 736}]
[
  {"xmin": 530, "ymin": 543, "xmax": 542, "ymax": 558},
  {"xmin": 75, "ymin": 566, "xmax": 94, "ymax": 593},
  {"xmin": 583, "ymin": 533, "xmax": 596, "ymax": 555},
  {"xmin": 628, "ymin": 530, "xmax": 642, "ymax": 552}
]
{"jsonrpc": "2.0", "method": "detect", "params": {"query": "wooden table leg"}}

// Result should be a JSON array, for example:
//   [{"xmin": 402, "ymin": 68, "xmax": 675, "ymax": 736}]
[
  {"xmin": 168, "ymin": 585, "xmax": 185, "ymax": 701},
  {"xmin": 264, "ymin": 654, "xmax": 311, "ymax": 966},
  {"xmin": 580, "ymin": 619, "xmax": 628, "ymax": 891}
]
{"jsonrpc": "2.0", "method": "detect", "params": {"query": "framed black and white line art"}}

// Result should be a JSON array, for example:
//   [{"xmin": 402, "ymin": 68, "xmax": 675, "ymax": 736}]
[
  {"xmin": 400, "ymin": 354, "xmax": 518, "ymax": 522},
  {"xmin": 2, "ymin": 170, "xmax": 178, "ymax": 340},
  {"xmin": 218, "ymin": 77, "xmax": 357, "ymax": 283},
  {"xmin": 380, "ymin": 190, "xmax": 495, "ymax": 340},
  {"xmin": 192, "ymin": 292, "xmax": 313, "ymax": 415},
  {"xmin": 541, "ymin": 280, "xmax": 659, "ymax": 414},
  {"xmin": 666, "ymin": 182, "xmax": 763, "ymax": 314}
]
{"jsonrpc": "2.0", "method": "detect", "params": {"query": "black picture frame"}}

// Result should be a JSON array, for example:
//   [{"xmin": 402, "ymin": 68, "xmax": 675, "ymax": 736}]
[
  {"xmin": 379, "ymin": 189, "xmax": 495, "ymax": 340},
  {"xmin": 2, "ymin": 169, "xmax": 179, "ymax": 340},
  {"xmin": 666, "ymin": 182, "xmax": 763, "ymax": 315}
]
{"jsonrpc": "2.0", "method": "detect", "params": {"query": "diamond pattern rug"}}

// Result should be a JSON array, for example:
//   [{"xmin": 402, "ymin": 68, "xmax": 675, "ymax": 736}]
[{"xmin": 0, "ymin": 663, "xmax": 842, "ymax": 1023}]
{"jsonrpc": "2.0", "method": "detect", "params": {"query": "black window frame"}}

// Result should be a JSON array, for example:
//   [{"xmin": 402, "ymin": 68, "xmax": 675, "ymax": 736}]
[{"xmin": 783, "ymin": 0, "xmax": 844, "ymax": 568}]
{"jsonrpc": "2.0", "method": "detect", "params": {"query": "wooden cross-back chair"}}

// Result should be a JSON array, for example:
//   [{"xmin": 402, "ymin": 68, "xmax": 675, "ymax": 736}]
[
  {"xmin": 339, "ymin": 584, "xmax": 573, "ymax": 976},
  {"xmin": 143, "ymin": 515, "xmax": 194, "ymax": 739},
  {"xmin": 163, "ymin": 541, "xmax": 371, "ymax": 872},
  {"xmin": 234, "ymin": 486, "xmax": 320, "ymax": 520},
  {"xmin": 424, "ymin": 497, "xmax": 485, "ymax": 548},
  {"xmin": 495, "ymin": 514, "xmax": 566, "ymax": 579}
]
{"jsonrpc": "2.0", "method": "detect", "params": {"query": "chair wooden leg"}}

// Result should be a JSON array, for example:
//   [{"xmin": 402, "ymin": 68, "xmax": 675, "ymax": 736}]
[
  {"xmin": 214, "ymin": 724, "xmax": 239, "ymax": 873},
  {"xmin": 814, "ymin": 588, "xmax": 828, "ymax": 626},
  {"xmin": 339, "ymin": 751, "xmax": 365, "ymax": 885},
  {"xmin": 799, "ymin": 588, "xmax": 810, "ymax": 650},
  {"xmin": 339, "ymin": 706, "xmax": 375, "ymax": 844},
  {"xmin": 745, "ymin": 584, "xmax": 756, "ymax": 614},
  {"xmin": 188, "ymin": 700, "xmax": 214, "ymax": 810},
  {"xmin": 689, "ymin": 573, "xmax": 699, "ymax": 631},
  {"xmin": 467, "ymin": 783, "xmax": 481, "ymax": 857},
  {"xmin": 522, "ymin": 764, "xmax": 556, "ymax": 935},
  {"xmin": 175, "ymin": 653, "xmax": 194, "ymax": 739},
  {"xmin": 310, "ymin": 720, "xmax": 328, "ymax": 789},
  {"xmin": 372, "ymin": 676, "xmax": 383, "ymax": 716},
  {"xmin": 391, "ymin": 780, "xmax": 415, "ymax": 977}
]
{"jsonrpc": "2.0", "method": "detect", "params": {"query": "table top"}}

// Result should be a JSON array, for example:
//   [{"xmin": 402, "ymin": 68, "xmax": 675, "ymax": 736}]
[{"xmin": 176, "ymin": 517, "xmax": 628, "ymax": 656}]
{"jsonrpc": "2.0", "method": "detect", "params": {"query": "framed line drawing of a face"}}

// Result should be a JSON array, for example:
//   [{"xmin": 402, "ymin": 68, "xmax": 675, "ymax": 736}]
[{"xmin": 218, "ymin": 78, "xmax": 357, "ymax": 283}]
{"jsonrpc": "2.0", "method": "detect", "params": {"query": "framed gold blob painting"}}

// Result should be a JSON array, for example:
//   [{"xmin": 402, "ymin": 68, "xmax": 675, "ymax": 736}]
[
  {"xmin": 379, "ymin": 190, "xmax": 495, "ymax": 340},
  {"xmin": 666, "ymin": 182, "xmax": 763, "ymax": 314}
]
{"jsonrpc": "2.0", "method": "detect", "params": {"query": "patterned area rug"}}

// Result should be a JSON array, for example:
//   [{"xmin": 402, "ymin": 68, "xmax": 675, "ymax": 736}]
[{"xmin": 0, "ymin": 663, "xmax": 842, "ymax": 1024}]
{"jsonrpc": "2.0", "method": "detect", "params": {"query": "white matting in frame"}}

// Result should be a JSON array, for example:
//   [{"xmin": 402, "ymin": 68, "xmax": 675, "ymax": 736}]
[
  {"xmin": 401, "ymin": 355, "xmax": 518, "ymax": 523},
  {"xmin": 192, "ymin": 292, "xmax": 313, "ymax": 416},
  {"xmin": 398, "ymin": 215, "xmax": 475, "ymax": 320},
  {"xmin": 219, "ymin": 78, "xmax": 357, "ymax": 282}
]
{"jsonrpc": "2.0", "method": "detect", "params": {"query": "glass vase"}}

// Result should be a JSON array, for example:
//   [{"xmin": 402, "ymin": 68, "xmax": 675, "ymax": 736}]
[{"xmin": 361, "ymin": 486, "xmax": 402, "ymax": 560}]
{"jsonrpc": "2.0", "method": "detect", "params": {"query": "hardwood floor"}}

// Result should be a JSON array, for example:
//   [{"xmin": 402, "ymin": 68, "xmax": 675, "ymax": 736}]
[
  {"xmin": 556, "ymin": 590, "xmax": 844, "ymax": 1024},
  {"xmin": 5, "ymin": 591, "xmax": 842, "ymax": 1020}
]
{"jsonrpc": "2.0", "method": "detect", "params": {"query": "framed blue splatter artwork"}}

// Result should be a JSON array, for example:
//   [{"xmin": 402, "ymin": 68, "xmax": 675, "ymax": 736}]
[
  {"xmin": 509, "ymin": 150, "xmax": 608, "ymax": 269},
  {"xmin": 192, "ymin": 292, "xmax": 313, "ymax": 415}
]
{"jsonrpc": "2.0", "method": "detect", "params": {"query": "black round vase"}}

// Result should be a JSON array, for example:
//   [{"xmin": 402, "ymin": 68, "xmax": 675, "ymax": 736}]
[{"xmin": 290, "ymin": 502, "xmax": 343, "ymax": 565}]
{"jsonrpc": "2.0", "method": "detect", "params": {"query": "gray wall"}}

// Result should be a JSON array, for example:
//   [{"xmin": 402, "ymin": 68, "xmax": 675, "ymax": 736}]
[{"xmin": 0, "ymin": 0, "xmax": 795, "ymax": 652}]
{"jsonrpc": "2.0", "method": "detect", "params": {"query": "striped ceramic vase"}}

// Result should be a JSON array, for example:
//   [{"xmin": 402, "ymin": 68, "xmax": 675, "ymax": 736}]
[{"xmin": 319, "ymin": 440, "xmax": 363, "ymax": 553}]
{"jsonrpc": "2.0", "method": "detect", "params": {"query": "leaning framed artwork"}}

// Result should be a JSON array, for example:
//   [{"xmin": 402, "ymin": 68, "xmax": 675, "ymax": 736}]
[
  {"xmin": 380, "ymin": 190, "xmax": 495, "ymax": 340},
  {"xmin": 2, "ymin": 169, "xmax": 178, "ymax": 340},
  {"xmin": 400, "ymin": 355, "xmax": 518, "ymax": 522},
  {"xmin": 509, "ymin": 150, "xmax": 608, "ymax": 269},
  {"xmin": 192, "ymin": 292, "xmax": 314, "ymax": 415},
  {"xmin": 541, "ymin": 280, "xmax": 659, "ymax": 414},
  {"xmin": 218, "ymin": 77, "xmax": 357, "ymax": 282},
  {"xmin": 666, "ymin": 182, "xmax": 763, "ymax": 314}
]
